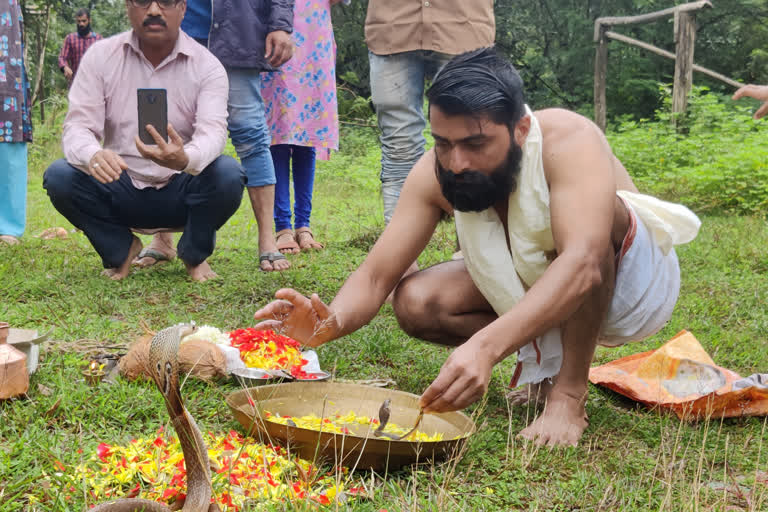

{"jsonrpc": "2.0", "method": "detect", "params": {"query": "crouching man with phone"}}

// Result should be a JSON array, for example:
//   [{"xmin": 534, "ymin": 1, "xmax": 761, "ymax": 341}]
[{"xmin": 43, "ymin": 0, "xmax": 244, "ymax": 282}]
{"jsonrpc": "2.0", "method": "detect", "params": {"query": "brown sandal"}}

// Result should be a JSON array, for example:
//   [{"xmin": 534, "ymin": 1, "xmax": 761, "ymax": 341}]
[
  {"xmin": 295, "ymin": 228, "xmax": 324, "ymax": 251},
  {"xmin": 276, "ymin": 229, "xmax": 300, "ymax": 254}
]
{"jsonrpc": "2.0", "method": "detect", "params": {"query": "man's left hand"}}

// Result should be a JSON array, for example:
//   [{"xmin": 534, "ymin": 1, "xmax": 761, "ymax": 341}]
[
  {"xmin": 265, "ymin": 30, "xmax": 293, "ymax": 67},
  {"xmin": 419, "ymin": 340, "xmax": 494, "ymax": 413},
  {"xmin": 135, "ymin": 123, "xmax": 189, "ymax": 171}
]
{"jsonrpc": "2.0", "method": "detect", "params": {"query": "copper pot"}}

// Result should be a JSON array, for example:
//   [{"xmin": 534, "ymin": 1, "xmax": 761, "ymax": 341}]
[{"xmin": 0, "ymin": 322, "xmax": 30, "ymax": 399}]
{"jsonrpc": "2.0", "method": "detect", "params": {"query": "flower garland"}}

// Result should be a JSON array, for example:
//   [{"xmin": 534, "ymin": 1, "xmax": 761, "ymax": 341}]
[
  {"xmin": 54, "ymin": 428, "xmax": 358, "ymax": 510},
  {"xmin": 264, "ymin": 411, "xmax": 445, "ymax": 442},
  {"xmin": 228, "ymin": 328, "xmax": 317, "ymax": 379}
]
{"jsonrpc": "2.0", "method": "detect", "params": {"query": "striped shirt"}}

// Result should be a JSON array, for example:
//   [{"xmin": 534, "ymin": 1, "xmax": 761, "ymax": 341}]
[{"xmin": 58, "ymin": 31, "xmax": 103, "ymax": 77}]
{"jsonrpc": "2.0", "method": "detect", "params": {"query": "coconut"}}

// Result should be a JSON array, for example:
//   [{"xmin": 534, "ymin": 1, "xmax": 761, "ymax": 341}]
[{"xmin": 119, "ymin": 335, "xmax": 227, "ymax": 381}]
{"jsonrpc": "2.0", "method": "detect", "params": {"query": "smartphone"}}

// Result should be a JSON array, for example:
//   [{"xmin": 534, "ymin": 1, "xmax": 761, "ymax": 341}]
[{"xmin": 137, "ymin": 88, "xmax": 168, "ymax": 144}]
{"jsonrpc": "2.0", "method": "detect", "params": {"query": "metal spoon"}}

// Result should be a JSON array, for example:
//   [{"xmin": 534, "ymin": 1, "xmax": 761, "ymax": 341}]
[
  {"xmin": 373, "ymin": 398, "xmax": 425, "ymax": 441},
  {"xmin": 396, "ymin": 407, "xmax": 424, "ymax": 440}
]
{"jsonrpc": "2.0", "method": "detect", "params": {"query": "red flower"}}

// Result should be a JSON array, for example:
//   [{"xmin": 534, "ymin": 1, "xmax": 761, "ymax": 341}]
[
  {"xmin": 161, "ymin": 488, "xmax": 178, "ymax": 500},
  {"xmin": 219, "ymin": 492, "xmax": 236, "ymax": 508},
  {"xmin": 126, "ymin": 482, "xmax": 141, "ymax": 498},
  {"xmin": 96, "ymin": 443, "xmax": 112, "ymax": 462}
]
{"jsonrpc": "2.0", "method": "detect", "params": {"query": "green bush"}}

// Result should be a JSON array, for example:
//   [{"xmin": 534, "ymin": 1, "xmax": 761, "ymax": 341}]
[{"xmin": 608, "ymin": 85, "xmax": 768, "ymax": 216}]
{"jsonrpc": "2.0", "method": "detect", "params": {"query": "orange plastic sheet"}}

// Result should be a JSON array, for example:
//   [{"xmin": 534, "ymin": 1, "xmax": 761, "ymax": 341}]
[{"xmin": 589, "ymin": 330, "xmax": 768, "ymax": 419}]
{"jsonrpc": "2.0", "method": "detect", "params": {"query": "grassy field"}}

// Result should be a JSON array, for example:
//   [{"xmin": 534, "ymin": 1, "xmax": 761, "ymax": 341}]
[{"xmin": 1, "ymin": 108, "xmax": 768, "ymax": 511}]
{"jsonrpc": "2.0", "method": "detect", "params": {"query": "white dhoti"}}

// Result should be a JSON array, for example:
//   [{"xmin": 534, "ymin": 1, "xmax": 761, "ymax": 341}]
[
  {"xmin": 453, "ymin": 107, "xmax": 700, "ymax": 389},
  {"xmin": 509, "ymin": 201, "xmax": 681, "ymax": 387}
]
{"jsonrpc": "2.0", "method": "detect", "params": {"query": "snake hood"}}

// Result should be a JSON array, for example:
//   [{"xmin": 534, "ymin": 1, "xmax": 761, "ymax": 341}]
[{"xmin": 149, "ymin": 322, "xmax": 197, "ymax": 418}]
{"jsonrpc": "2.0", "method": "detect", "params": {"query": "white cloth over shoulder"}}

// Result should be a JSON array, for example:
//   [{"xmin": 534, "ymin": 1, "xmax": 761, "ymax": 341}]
[{"xmin": 454, "ymin": 106, "xmax": 701, "ymax": 387}]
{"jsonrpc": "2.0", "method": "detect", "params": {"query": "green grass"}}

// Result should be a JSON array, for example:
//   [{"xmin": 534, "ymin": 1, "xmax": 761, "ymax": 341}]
[{"xmin": 1, "ymin": 110, "xmax": 768, "ymax": 511}]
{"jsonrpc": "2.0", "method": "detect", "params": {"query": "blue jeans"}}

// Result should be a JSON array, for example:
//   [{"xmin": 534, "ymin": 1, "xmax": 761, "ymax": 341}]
[
  {"xmin": 43, "ymin": 156, "xmax": 245, "ymax": 268},
  {"xmin": 271, "ymin": 144, "xmax": 316, "ymax": 232},
  {"xmin": 0, "ymin": 143, "xmax": 27, "ymax": 237},
  {"xmin": 369, "ymin": 50, "xmax": 453, "ymax": 222},
  {"xmin": 226, "ymin": 67, "xmax": 275, "ymax": 187}
]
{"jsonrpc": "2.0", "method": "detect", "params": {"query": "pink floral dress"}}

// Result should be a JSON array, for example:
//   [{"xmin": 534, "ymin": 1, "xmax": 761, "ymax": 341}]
[{"xmin": 261, "ymin": 0, "xmax": 340, "ymax": 160}]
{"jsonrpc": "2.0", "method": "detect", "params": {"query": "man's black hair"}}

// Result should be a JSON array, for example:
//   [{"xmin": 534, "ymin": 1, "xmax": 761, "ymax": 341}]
[
  {"xmin": 75, "ymin": 8, "xmax": 90, "ymax": 18},
  {"xmin": 426, "ymin": 47, "xmax": 525, "ymax": 127}
]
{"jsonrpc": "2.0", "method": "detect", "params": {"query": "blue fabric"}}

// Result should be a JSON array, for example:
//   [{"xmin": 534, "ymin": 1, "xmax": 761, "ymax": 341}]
[
  {"xmin": 0, "ymin": 143, "xmax": 27, "ymax": 237},
  {"xmin": 181, "ymin": 0, "xmax": 212, "ymax": 40},
  {"xmin": 368, "ymin": 50, "xmax": 453, "ymax": 222},
  {"xmin": 183, "ymin": 0, "xmax": 294, "ymax": 70},
  {"xmin": 226, "ymin": 67, "xmax": 275, "ymax": 187},
  {"xmin": 43, "ymin": 156, "xmax": 245, "ymax": 268},
  {"xmin": 271, "ymin": 144, "xmax": 316, "ymax": 231}
]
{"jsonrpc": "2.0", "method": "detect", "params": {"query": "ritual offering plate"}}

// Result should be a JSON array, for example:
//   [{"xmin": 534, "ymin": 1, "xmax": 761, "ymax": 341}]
[
  {"xmin": 221, "ymin": 327, "xmax": 330, "ymax": 383},
  {"xmin": 226, "ymin": 382, "xmax": 475, "ymax": 471},
  {"xmin": 230, "ymin": 367, "xmax": 332, "ymax": 386}
]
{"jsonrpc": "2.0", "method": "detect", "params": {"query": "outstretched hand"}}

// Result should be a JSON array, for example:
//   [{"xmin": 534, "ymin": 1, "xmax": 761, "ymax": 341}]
[
  {"xmin": 419, "ymin": 340, "xmax": 494, "ymax": 413},
  {"xmin": 253, "ymin": 288, "xmax": 340, "ymax": 347},
  {"xmin": 732, "ymin": 84, "xmax": 768, "ymax": 119}
]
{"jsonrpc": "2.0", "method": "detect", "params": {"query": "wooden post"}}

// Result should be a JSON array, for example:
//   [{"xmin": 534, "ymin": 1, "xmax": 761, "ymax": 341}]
[
  {"xmin": 672, "ymin": 11, "xmax": 696, "ymax": 124},
  {"xmin": 594, "ymin": 25, "xmax": 608, "ymax": 132}
]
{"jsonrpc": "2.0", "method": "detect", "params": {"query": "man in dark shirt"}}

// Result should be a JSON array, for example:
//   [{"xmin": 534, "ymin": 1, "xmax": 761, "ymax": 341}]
[
  {"xmin": 58, "ymin": 8, "xmax": 103, "ymax": 83},
  {"xmin": 166, "ymin": 0, "xmax": 294, "ymax": 272}
]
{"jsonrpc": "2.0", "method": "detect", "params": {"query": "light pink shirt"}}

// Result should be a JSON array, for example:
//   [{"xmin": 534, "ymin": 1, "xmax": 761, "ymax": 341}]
[{"xmin": 62, "ymin": 30, "xmax": 229, "ymax": 189}]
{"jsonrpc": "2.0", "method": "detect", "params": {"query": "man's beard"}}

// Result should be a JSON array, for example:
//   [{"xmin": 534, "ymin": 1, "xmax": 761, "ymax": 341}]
[
  {"xmin": 436, "ymin": 143, "xmax": 523, "ymax": 212},
  {"xmin": 77, "ymin": 24, "xmax": 91, "ymax": 37}
]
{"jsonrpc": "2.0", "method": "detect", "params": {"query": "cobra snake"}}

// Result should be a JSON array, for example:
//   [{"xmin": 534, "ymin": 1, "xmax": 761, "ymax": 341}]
[{"xmin": 91, "ymin": 323, "xmax": 220, "ymax": 512}]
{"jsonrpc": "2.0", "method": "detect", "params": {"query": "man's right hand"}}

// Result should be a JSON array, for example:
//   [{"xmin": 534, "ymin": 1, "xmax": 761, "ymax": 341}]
[
  {"xmin": 88, "ymin": 149, "xmax": 128, "ymax": 184},
  {"xmin": 265, "ymin": 30, "xmax": 294, "ymax": 68},
  {"xmin": 732, "ymin": 84, "xmax": 768, "ymax": 119},
  {"xmin": 63, "ymin": 66, "xmax": 74, "ymax": 80},
  {"xmin": 253, "ymin": 288, "xmax": 340, "ymax": 347}
]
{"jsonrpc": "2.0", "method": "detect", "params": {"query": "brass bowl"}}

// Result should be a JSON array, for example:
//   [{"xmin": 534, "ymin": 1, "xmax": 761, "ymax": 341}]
[{"xmin": 226, "ymin": 381, "xmax": 475, "ymax": 471}]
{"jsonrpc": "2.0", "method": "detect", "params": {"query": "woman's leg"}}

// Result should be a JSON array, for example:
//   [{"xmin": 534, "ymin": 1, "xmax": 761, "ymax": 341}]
[
  {"xmin": 0, "ymin": 143, "xmax": 27, "ymax": 241},
  {"xmin": 291, "ymin": 145, "xmax": 322, "ymax": 250},
  {"xmin": 271, "ymin": 144, "xmax": 299, "ymax": 254}
]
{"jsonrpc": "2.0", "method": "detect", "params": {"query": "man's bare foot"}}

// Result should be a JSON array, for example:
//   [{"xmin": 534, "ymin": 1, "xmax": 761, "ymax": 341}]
[
  {"xmin": 185, "ymin": 260, "xmax": 218, "ymax": 282},
  {"xmin": 518, "ymin": 388, "xmax": 589, "ymax": 447},
  {"xmin": 102, "ymin": 236, "xmax": 143, "ymax": 281},
  {"xmin": 507, "ymin": 378, "xmax": 555, "ymax": 407},
  {"xmin": 386, "ymin": 260, "xmax": 419, "ymax": 304},
  {"xmin": 134, "ymin": 232, "xmax": 176, "ymax": 267}
]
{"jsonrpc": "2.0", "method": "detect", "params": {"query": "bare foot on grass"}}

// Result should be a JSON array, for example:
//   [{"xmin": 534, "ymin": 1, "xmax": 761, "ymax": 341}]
[
  {"xmin": 507, "ymin": 378, "xmax": 555, "ymax": 407},
  {"xmin": 518, "ymin": 388, "xmax": 589, "ymax": 447},
  {"xmin": 133, "ymin": 232, "xmax": 176, "ymax": 267},
  {"xmin": 102, "ymin": 236, "xmax": 143, "ymax": 281},
  {"xmin": 185, "ymin": 260, "xmax": 218, "ymax": 282}
]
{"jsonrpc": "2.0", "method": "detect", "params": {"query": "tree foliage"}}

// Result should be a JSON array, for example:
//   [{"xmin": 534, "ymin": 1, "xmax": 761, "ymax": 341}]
[
  {"xmin": 18, "ymin": 0, "xmax": 768, "ymax": 122},
  {"xmin": 332, "ymin": 0, "xmax": 768, "ymax": 120}
]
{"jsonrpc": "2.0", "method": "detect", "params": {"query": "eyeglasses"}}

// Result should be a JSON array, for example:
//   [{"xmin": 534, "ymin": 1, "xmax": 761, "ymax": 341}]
[{"xmin": 130, "ymin": 0, "xmax": 181, "ymax": 8}]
